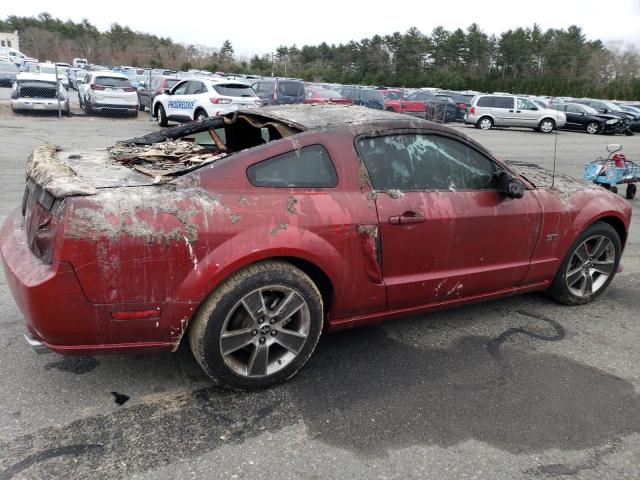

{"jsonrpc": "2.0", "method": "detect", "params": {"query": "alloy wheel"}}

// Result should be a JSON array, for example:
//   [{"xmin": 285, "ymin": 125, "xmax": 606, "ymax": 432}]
[
  {"xmin": 565, "ymin": 235, "xmax": 615, "ymax": 297},
  {"xmin": 220, "ymin": 286, "xmax": 311, "ymax": 378},
  {"xmin": 586, "ymin": 122, "xmax": 599, "ymax": 134}
]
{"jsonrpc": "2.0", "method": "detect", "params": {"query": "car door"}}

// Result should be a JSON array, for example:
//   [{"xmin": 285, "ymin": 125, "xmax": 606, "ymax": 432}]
[
  {"xmin": 401, "ymin": 92, "xmax": 428, "ymax": 117},
  {"xmin": 491, "ymin": 96, "xmax": 516, "ymax": 126},
  {"xmin": 563, "ymin": 104, "xmax": 583, "ymax": 129},
  {"xmin": 515, "ymin": 97, "xmax": 540, "ymax": 127},
  {"xmin": 356, "ymin": 132, "xmax": 542, "ymax": 310},
  {"xmin": 185, "ymin": 80, "xmax": 206, "ymax": 118},
  {"xmin": 166, "ymin": 80, "xmax": 190, "ymax": 119}
]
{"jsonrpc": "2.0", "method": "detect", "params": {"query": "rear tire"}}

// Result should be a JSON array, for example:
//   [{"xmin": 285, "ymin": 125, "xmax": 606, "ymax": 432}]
[
  {"xmin": 195, "ymin": 109, "xmax": 208, "ymax": 122},
  {"xmin": 156, "ymin": 104, "xmax": 168, "ymax": 127},
  {"xmin": 477, "ymin": 117, "xmax": 493, "ymax": 130},
  {"xmin": 547, "ymin": 222, "xmax": 621, "ymax": 305},
  {"xmin": 188, "ymin": 261, "xmax": 324, "ymax": 389}
]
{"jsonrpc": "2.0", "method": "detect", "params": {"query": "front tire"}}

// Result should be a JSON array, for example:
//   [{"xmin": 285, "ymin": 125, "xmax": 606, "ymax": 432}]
[
  {"xmin": 539, "ymin": 118, "xmax": 556, "ymax": 133},
  {"xmin": 586, "ymin": 122, "xmax": 599, "ymax": 134},
  {"xmin": 156, "ymin": 104, "xmax": 168, "ymax": 127},
  {"xmin": 547, "ymin": 222, "xmax": 621, "ymax": 305},
  {"xmin": 188, "ymin": 261, "xmax": 324, "ymax": 389}
]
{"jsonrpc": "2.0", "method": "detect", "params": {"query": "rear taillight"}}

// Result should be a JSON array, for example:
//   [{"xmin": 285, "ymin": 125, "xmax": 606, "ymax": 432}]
[
  {"xmin": 469, "ymin": 106, "xmax": 475, "ymax": 114},
  {"xmin": 28, "ymin": 201, "xmax": 56, "ymax": 264},
  {"xmin": 210, "ymin": 98, "xmax": 232, "ymax": 104},
  {"xmin": 90, "ymin": 84, "xmax": 105, "ymax": 90},
  {"xmin": 123, "ymin": 87, "xmax": 136, "ymax": 92}
]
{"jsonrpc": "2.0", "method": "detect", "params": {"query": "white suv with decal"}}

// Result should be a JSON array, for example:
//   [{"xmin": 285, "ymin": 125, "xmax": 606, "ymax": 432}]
[{"xmin": 152, "ymin": 78, "xmax": 261, "ymax": 126}]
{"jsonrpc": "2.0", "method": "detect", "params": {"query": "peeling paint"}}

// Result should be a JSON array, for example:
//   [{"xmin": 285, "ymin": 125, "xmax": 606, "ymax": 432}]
[
  {"xmin": 270, "ymin": 223, "xmax": 288, "ymax": 236},
  {"xmin": 286, "ymin": 196, "xmax": 298, "ymax": 215},
  {"xmin": 229, "ymin": 213, "xmax": 242, "ymax": 225},
  {"xmin": 357, "ymin": 224, "xmax": 378, "ymax": 238},
  {"xmin": 382, "ymin": 189, "xmax": 404, "ymax": 199}
]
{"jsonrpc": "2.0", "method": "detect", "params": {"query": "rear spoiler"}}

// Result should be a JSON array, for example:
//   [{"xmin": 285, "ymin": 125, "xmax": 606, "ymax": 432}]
[{"xmin": 26, "ymin": 144, "xmax": 97, "ymax": 198}]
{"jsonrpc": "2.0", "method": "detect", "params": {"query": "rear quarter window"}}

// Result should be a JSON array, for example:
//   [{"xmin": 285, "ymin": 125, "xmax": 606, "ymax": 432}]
[{"xmin": 247, "ymin": 145, "xmax": 338, "ymax": 188}]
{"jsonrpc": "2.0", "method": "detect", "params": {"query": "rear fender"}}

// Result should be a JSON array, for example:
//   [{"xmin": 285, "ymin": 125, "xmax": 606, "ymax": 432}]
[{"xmin": 175, "ymin": 225, "xmax": 345, "ymax": 314}]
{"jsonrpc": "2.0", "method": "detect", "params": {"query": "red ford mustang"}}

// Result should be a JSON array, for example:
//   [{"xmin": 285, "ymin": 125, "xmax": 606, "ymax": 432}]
[{"xmin": 0, "ymin": 105, "xmax": 631, "ymax": 388}]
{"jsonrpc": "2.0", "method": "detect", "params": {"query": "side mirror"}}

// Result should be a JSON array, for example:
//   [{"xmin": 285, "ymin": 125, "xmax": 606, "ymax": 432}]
[
  {"xmin": 532, "ymin": 106, "xmax": 538, "ymax": 110},
  {"xmin": 164, "ymin": 89, "xmax": 171, "ymax": 95},
  {"xmin": 498, "ymin": 171, "xmax": 525, "ymax": 199},
  {"xmin": 603, "ymin": 108, "xmax": 609, "ymax": 113}
]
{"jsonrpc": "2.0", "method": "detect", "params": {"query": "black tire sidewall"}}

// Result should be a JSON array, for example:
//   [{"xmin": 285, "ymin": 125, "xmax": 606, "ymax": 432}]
[
  {"xmin": 549, "ymin": 222, "xmax": 622, "ymax": 305},
  {"xmin": 157, "ymin": 105, "xmax": 167, "ymax": 126},
  {"xmin": 198, "ymin": 266, "xmax": 323, "ymax": 389}
]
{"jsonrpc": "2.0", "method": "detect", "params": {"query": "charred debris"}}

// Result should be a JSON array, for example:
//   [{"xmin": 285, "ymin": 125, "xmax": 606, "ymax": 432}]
[{"xmin": 111, "ymin": 112, "xmax": 302, "ymax": 180}]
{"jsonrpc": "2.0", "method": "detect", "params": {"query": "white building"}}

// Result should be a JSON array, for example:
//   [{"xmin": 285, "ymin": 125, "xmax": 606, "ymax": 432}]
[{"xmin": 0, "ymin": 31, "xmax": 19, "ymax": 50}]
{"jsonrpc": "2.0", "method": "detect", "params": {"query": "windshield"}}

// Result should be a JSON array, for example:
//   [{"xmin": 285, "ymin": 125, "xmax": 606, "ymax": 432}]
[
  {"xmin": 95, "ymin": 76, "xmax": 132, "ymax": 88},
  {"xmin": 601, "ymin": 100, "xmax": 622, "ymax": 111},
  {"xmin": 213, "ymin": 84, "xmax": 256, "ymax": 97},
  {"xmin": 278, "ymin": 81, "xmax": 303, "ymax": 96},
  {"xmin": 384, "ymin": 91, "xmax": 402, "ymax": 100},
  {"xmin": 0, "ymin": 63, "xmax": 17, "ymax": 72}
]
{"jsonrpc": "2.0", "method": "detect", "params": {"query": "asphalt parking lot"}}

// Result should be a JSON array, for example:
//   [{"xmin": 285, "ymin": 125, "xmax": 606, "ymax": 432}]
[{"xmin": 0, "ymin": 105, "xmax": 639, "ymax": 479}]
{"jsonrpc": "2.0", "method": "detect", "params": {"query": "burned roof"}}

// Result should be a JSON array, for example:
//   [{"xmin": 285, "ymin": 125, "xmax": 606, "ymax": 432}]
[{"xmin": 239, "ymin": 104, "xmax": 424, "ymax": 131}]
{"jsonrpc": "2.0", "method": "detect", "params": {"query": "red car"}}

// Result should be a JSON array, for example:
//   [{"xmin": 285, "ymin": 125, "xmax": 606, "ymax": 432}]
[
  {"xmin": 304, "ymin": 86, "xmax": 352, "ymax": 105},
  {"xmin": 385, "ymin": 90, "xmax": 457, "ymax": 122},
  {"xmin": 1, "ymin": 105, "xmax": 631, "ymax": 389}
]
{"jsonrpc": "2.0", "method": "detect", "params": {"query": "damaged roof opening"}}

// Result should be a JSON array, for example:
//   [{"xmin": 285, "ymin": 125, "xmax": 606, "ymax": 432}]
[{"xmin": 112, "ymin": 111, "xmax": 305, "ymax": 178}]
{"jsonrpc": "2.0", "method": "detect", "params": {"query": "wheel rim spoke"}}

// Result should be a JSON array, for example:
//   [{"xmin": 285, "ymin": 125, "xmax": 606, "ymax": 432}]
[
  {"xmin": 241, "ymin": 289, "xmax": 266, "ymax": 322},
  {"xmin": 590, "ymin": 236, "xmax": 610, "ymax": 259},
  {"xmin": 581, "ymin": 272, "xmax": 594, "ymax": 296},
  {"xmin": 574, "ymin": 243, "xmax": 589, "ymax": 262},
  {"xmin": 592, "ymin": 260, "xmax": 614, "ymax": 275},
  {"xmin": 273, "ymin": 291, "xmax": 305, "ymax": 324},
  {"xmin": 247, "ymin": 343, "xmax": 269, "ymax": 376},
  {"xmin": 220, "ymin": 329, "xmax": 255, "ymax": 355},
  {"xmin": 274, "ymin": 329, "xmax": 307, "ymax": 353},
  {"xmin": 566, "ymin": 267, "xmax": 584, "ymax": 287}
]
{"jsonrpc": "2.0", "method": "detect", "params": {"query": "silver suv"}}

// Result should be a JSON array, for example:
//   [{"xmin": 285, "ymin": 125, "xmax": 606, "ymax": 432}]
[{"xmin": 465, "ymin": 94, "xmax": 566, "ymax": 133}]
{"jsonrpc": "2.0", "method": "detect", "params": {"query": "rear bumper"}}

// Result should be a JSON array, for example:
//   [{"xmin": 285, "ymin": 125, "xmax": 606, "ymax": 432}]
[
  {"xmin": 11, "ymin": 99, "xmax": 67, "ymax": 111},
  {"xmin": 89, "ymin": 102, "xmax": 138, "ymax": 112},
  {"xmin": 0, "ymin": 209, "xmax": 178, "ymax": 355}
]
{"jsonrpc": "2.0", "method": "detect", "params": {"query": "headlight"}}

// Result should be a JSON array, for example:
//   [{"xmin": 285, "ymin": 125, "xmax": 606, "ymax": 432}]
[{"xmin": 606, "ymin": 118, "xmax": 618, "ymax": 124}]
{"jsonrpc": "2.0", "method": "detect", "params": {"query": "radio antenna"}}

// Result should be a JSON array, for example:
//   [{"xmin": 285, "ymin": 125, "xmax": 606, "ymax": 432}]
[{"xmin": 551, "ymin": 101, "xmax": 559, "ymax": 188}]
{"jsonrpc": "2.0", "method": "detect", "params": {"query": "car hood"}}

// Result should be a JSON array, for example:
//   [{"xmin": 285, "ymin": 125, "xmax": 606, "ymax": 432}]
[{"xmin": 505, "ymin": 161, "xmax": 600, "ymax": 196}]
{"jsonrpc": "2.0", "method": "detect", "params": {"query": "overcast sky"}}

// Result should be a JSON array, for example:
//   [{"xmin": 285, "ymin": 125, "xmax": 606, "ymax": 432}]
[{"xmin": 2, "ymin": 0, "xmax": 639, "ymax": 57}]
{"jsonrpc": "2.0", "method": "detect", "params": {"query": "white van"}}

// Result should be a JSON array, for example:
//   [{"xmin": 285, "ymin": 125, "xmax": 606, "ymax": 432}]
[
  {"xmin": 72, "ymin": 58, "xmax": 88, "ymax": 68},
  {"xmin": 0, "ymin": 47, "xmax": 38, "ymax": 68}
]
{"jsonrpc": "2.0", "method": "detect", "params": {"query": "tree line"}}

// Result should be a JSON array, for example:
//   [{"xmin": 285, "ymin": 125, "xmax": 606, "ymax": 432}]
[{"xmin": 2, "ymin": 13, "xmax": 639, "ymax": 99}]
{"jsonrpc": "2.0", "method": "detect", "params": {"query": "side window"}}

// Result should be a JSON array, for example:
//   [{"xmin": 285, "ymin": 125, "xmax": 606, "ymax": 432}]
[
  {"xmin": 566, "ymin": 105, "xmax": 580, "ymax": 114},
  {"xmin": 187, "ymin": 81, "xmax": 205, "ymax": 94},
  {"xmin": 493, "ymin": 97, "xmax": 514, "ymax": 109},
  {"xmin": 406, "ymin": 92, "xmax": 417, "ymax": 101},
  {"xmin": 476, "ymin": 96, "xmax": 493, "ymax": 107},
  {"xmin": 172, "ymin": 81, "xmax": 189, "ymax": 95},
  {"xmin": 357, "ymin": 134, "xmax": 498, "ymax": 191},
  {"xmin": 517, "ymin": 98, "xmax": 536, "ymax": 110},
  {"xmin": 247, "ymin": 145, "xmax": 338, "ymax": 188}
]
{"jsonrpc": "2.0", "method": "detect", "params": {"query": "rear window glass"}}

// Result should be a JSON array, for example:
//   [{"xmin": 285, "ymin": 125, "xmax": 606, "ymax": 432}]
[
  {"xmin": 213, "ymin": 84, "xmax": 256, "ymax": 97},
  {"xmin": 95, "ymin": 77, "xmax": 132, "ymax": 88},
  {"xmin": 247, "ymin": 145, "xmax": 338, "ymax": 188},
  {"xmin": 278, "ymin": 81, "xmax": 304, "ymax": 96}
]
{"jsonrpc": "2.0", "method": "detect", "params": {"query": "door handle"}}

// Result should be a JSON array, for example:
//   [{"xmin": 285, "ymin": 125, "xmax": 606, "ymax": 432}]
[
  {"xmin": 389, "ymin": 211, "xmax": 425, "ymax": 225},
  {"xmin": 509, "ymin": 109, "xmax": 514, "ymax": 112},
  {"xmin": 516, "ymin": 110, "xmax": 522, "ymax": 113}
]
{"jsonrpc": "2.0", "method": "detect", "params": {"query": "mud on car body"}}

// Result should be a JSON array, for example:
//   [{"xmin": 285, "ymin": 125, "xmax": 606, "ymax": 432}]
[{"xmin": 0, "ymin": 104, "xmax": 631, "ymax": 389}]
